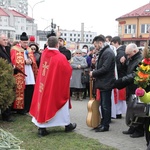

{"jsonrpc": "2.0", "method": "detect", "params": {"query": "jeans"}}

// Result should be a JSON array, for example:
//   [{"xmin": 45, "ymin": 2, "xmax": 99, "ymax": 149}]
[{"xmin": 100, "ymin": 90, "xmax": 112, "ymax": 129}]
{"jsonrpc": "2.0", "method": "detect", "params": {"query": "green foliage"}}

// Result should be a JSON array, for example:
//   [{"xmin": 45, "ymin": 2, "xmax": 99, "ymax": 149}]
[{"xmin": 0, "ymin": 58, "xmax": 16, "ymax": 110}]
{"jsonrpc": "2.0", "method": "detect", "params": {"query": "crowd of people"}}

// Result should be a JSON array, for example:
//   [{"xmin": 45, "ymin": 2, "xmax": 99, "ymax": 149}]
[{"xmin": 0, "ymin": 31, "xmax": 150, "ymax": 149}]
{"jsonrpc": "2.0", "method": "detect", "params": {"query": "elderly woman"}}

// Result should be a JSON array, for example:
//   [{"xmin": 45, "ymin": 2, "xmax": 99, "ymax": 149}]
[{"xmin": 70, "ymin": 49, "xmax": 88, "ymax": 101}]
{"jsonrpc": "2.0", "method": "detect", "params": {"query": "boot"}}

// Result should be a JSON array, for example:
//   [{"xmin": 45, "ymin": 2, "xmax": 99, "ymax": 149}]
[
  {"xmin": 74, "ymin": 92, "xmax": 78, "ymax": 100},
  {"xmin": 79, "ymin": 92, "xmax": 83, "ymax": 101}
]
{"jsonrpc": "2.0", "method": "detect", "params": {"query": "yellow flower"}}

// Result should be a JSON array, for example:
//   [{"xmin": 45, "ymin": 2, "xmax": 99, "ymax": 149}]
[{"xmin": 140, "ymin": 64, "xmax": 150, "ymax": 72}]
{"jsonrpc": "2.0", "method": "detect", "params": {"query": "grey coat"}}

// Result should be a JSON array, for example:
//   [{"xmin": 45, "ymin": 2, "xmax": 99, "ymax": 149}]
[{"xmin": 70, "ymin": 56, "xmax": 88, "ymax": 89}]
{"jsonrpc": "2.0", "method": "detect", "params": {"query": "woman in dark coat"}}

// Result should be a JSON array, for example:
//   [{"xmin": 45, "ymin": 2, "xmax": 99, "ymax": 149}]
[{"xmin": 29, "ymin": 43, "xmax": 41, "ymax": 68}]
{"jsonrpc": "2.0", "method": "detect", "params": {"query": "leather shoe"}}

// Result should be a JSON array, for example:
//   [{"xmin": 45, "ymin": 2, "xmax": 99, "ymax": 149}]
[
  {"xmin": 65, "ymin": 123, "xmax": 77, "ymax": 132},
  {"xmin": 93, "ymin": 124, "xmax": 102, "ymax": 130},
  {"xmin": 38, "ymin": 128, "xmax": 49, "ymax": 137},
  {"xmin": 95, "ymin": 126, "xmax": 109, "ymax": 132},
  {"xmin": 122, "ymin": 130, "xmax": 133, "ymax": 134},
  {"xmin": 116, "ymin": 114, "xmax": 122, "ymax": 119},
  {"xmin": 130, "ymin": 132, "xmax": 144, "ymax": 138}
]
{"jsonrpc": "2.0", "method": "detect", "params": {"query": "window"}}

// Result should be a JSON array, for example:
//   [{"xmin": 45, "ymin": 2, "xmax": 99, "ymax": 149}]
[
  {"xmin": 141, "ymin": 24, "xmax": 150, "ymax": 33},
  {"xmin": 78, "ymin": 34, "xmax": 80, "ymax": 37},
  {"xmin": 86, "ymin": 34, "xmax": 88, "ymax": 37},
  {"xmin": 125, "ymin": 24, "xmax": 136, "ymax": 34},
  {"xmin": 70, "ymin": 38, "xmax": 72, "ymax": 41},
  {"xmin": 21, "ymin": 26, "xmax": 24, "ymax": 30},
  {"xmin": 64, "ymin": 33, "xmax": 67, "ymax": 36},
  {"xmin": 74, "ymin": 38, "xmax": 76, "ymax": 42},
  {"xmin": 16, "ymin": 34, "xmax": 20, "ymax": 40},
  {"xmin": 74, "ymin": 34, "xmax": 76, "ymax": 36},
  {"xmin": 70, "ymin": 34, "xmax": 72, "ymax": 36}
]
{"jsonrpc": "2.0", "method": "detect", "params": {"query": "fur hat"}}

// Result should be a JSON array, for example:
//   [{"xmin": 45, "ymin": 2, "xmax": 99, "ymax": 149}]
[
  {"xmin": 20, "ymin": 32, "xmax": 28, "ymax": 41},
  {"xmin": 29, "ymin": 43, "xmax": 39, "ymax": 52}
]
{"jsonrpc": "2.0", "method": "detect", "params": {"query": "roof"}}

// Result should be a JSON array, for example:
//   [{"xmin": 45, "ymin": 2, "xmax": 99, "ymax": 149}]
[
  {"xmin": 116, "ymin": 3, "xmax": 150, "ymax": 20},
  {"xmin": 10, "ymin": 9, "xmax": 33, "ymax": 20},
  {"xmin": 0, "ymin": 7, "xmax": 33, "ymax": 20},
  {"xmin": 0, "ymin": 7, "xmax": 9, "ymax": 16}
]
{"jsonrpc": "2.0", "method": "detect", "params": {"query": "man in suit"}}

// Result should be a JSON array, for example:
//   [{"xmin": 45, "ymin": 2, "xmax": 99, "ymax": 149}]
[{"xmin": 0, "ymin": 34, "xmax": 13, "ymax": 122}]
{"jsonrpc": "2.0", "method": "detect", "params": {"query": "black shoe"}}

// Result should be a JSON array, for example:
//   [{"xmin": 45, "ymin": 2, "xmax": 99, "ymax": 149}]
[
  {"xmin": 116, "ymin": 114, "xmax": 122, "ymax": 119},
  {"xmin": 38, "ymin": 128, "xmax": 49, "ymax": 137},
  {"xmin": 2, "ymin": 117, "xmax": 14, "ymax": 122},
  {"xmin": 130, "ymin": 132, "xmax": 144, "ymax": 138},
  {"xmin": 65, "ymin": 123, "xmax": 77, "ymax": 132},
  {"xmin": 122, "ymin": 127, "xmax": 135, "ymax": 134},
  {"xmin": 93, "ymin": 124, "xmax": 102, "ymax": 130},
  {"xmin": 95, "ymin": 126, "xmax": 109, "ymax": 132}
]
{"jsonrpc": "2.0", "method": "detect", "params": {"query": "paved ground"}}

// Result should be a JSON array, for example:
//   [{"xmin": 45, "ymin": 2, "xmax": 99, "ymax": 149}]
[{"xmin": 70, "ymin": 98, "xmax": 147, "ymax": 150}]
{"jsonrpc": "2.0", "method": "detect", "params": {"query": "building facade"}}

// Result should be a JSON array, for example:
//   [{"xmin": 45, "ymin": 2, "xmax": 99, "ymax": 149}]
[
  {"xmin": 0, "ymin": 0, "xmax": 28, "ymax": 15},
  {"xmin": 37, "ymin": 29, "xmax": 97, "ymax": 50},
  {"xmin": 0, "ymin": 7, "xmax": 37, "ymax": 40},
  {"xmin": 116, "ymin": 3, "xmax": 150, "ymax": 46}
]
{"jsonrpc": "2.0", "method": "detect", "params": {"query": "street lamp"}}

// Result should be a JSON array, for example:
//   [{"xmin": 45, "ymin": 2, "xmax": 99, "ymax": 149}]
[{"xmin": 28, "ymin": 0, "xmax": 45, "ymax": 35}]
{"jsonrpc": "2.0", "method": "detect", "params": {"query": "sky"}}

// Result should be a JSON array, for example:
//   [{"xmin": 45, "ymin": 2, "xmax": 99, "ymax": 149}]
[{"xmin": 28, "ymin": 0, "xmax": 150, "ymax": 36}]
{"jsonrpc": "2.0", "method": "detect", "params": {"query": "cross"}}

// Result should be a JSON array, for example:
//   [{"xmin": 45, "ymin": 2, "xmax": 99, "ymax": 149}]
[{"xmin": 42, "ymin": 61, "xmax": 49, "ymax": 76}]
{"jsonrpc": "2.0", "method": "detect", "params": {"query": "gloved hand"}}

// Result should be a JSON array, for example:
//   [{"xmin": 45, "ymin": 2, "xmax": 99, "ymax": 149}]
[
  {"xmin": 14, "ymin": 67, "xmax": 19, "ymax": 75},
  {"xmin": 135, "ymin": 88, "xmax": 145, "ymax": 97},
  {"xmin": 113, "ymin": 78, "xmax": 123, "ymax": 89}
]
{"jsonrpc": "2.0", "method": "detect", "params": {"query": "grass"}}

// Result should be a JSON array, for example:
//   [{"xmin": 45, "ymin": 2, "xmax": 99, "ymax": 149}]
[{"xmin": 0, "ymin": 114, "xmax": 117, "ymax": 150}]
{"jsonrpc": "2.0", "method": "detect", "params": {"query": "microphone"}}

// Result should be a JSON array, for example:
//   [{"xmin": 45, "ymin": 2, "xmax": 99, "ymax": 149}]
[{"xmin": 25, "ymin": 50, "xmax": 29, "ymax": 58}]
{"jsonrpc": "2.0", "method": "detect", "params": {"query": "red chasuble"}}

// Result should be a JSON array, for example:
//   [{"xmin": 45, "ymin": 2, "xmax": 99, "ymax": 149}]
[
  {"xmin": 10, "ymin": 45, "xmax": 38, "ymax": 109},
  {"xmin": 29, "ymin": 48, "xmax": 72, "ymax": 123}
]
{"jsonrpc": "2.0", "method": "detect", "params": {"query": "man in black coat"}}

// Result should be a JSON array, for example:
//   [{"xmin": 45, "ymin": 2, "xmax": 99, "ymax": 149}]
[
  {"xmin": 89, "ymin": 34, "xmax": 115, "ymax": 132},
  {"xmin": 0, "ymin": 34, "xmax": 13, "ymax": 122},
  {"xmin": 58, "ymin": 37, "xmax": 71, "ymax": 60},
  {"xmin": 114, "ymin": 43, "xmax": 144, "ymax": 138}
]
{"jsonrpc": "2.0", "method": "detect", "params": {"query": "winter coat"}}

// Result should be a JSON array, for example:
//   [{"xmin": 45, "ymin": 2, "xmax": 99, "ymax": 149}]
[
  {"xmin": 116, "ymin": 45, "xmax": 127, "ymax": 78},
  {"xmin": 59, "ymin": 47, "xmax": 71, "ymax": 60},
  {"xmin": 70, "ymin": 56, "xmax": 88, "ymax": 89},
  {"xmin": 121, "ymin": 51, "xmax": 143, "ymax": 97},
  {"xmin": 92, "ymin": 45, "xmax": 115, "ymax": 91}
]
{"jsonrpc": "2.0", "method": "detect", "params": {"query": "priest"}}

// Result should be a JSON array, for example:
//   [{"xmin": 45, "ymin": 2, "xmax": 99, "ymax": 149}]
[{"xmin": 29, "ymin": 36, "xmax": 76, "ymax": 137}]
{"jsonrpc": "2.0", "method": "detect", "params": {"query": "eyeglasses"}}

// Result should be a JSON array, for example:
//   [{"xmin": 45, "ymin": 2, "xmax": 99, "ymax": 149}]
[
  {"xmin": 31, "ymin": 48, "xmax": 36, "ymax": 50},
  {"xmin": 76, "ymin": 53, "xmax": 81, "ymax": 54}
]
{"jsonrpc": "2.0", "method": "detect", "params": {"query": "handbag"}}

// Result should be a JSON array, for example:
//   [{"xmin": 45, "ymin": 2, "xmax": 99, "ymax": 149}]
[
  {"xmin": 81, "ymin": 72, "xmax": 89, "ymax": 84},
  {"xmin": 126, "ymin": 94, "xmax": 149, "ymax": 127}
]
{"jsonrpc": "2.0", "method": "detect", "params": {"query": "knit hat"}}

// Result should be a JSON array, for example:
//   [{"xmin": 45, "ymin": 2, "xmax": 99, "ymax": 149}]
[
  {"xmin": 90, "ymin": 46, "xmax": 95, "ymax": 51},
  {"xmin": 29, "ymin": 36, "xmax": 35, "ymax": 42},
  {"xmin": 20, "ymin": 32, "xmax": 28, "ymax": 41}
]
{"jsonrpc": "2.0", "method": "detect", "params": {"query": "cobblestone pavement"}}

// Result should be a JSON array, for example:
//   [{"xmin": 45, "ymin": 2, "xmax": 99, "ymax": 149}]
[{"xmin": 70, "ymin": 99, "xmax": 147, "ymax": 150}]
